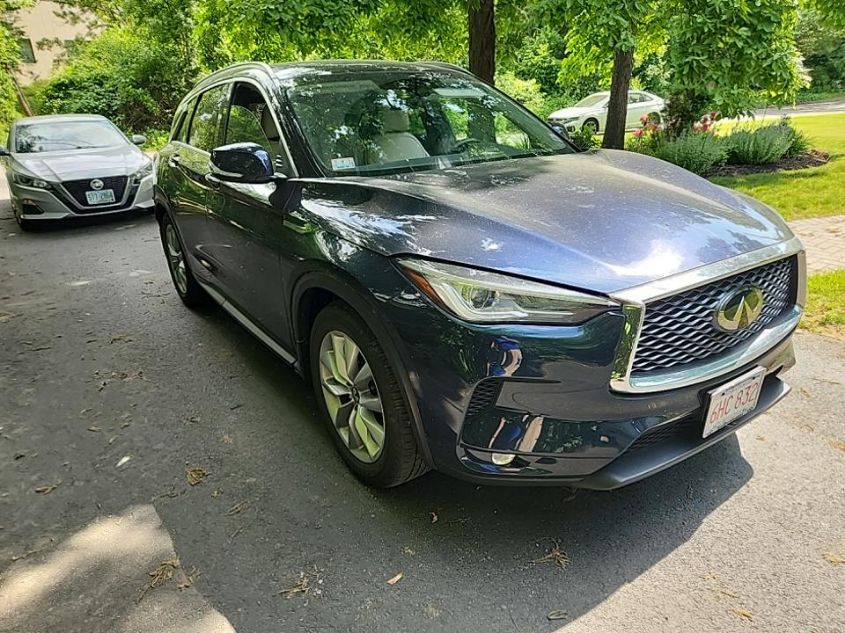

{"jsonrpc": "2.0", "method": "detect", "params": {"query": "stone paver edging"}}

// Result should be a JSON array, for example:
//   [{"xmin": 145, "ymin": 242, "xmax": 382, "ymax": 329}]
[{"xmin": 787, "ymin": 215, "xmax": 845, "ymax": 273}]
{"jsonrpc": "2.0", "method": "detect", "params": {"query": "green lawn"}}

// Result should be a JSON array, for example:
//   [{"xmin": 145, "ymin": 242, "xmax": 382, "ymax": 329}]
[
  {"xmin": 711, "ymin": 113, "xmax": 845, "ymax": 221},
  {"xmin": 803, "ymin": 270, "xmax": 845, "ymax": 340}
]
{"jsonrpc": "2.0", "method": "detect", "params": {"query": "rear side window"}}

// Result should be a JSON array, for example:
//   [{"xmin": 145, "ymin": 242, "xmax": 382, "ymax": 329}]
[{"xmin": 187, "ymin": 85, "xmax": 230, "ymax": 152}]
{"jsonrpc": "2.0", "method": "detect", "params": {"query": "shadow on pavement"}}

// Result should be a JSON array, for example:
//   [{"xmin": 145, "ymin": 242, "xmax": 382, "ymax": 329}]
[{"xmin": 156, "ymin": 302, "xmax": 753, "ymax": 633}]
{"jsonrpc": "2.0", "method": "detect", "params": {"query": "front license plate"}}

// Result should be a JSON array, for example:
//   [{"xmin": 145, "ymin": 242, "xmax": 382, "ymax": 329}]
[
  {"xmin": 85, "ymin": 189, "xmax": 115, "ymax": 205},
  {"xmin": 703, "ymin": 366, "xmax": 766, "ymax": 438}
]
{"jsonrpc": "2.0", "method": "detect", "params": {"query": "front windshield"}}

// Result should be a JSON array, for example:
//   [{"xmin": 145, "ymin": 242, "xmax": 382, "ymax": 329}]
[
  {"xmin": 574, "ymin": 94, "xmax": 607, "ymax": 107},
  {"xmin": 14, "ymin": 120, "xmax": 127, "ymax": 153},
  {"xmin": 286, "ymin": 71, "xmax": 573, "ymax": 176}
]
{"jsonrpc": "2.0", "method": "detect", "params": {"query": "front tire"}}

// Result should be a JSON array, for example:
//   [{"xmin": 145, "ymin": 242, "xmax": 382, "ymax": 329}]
[
  {"xmin": 310, "ymin": 302, "xmax": 427, "ymax": 487},
  {"xmin": 582, "ymin": 118, "xmax": 599, "ymax": 134},
  {"xmin": 160, "ymin": 214, "xmax": 206, "ymax": 308}
]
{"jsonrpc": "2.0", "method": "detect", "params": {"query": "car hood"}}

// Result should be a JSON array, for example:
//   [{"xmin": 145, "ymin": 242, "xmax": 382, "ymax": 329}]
[
  {"xmin": 299, "ymin": 150, "xmax": 794, "ymax": 295},
  {"xmin": 548, "ymin": 106, "xmax": 600, "ymax": 119},
  {"xmin": 12, "ymin": 145, "xmax": 147, "ymax": 181}
]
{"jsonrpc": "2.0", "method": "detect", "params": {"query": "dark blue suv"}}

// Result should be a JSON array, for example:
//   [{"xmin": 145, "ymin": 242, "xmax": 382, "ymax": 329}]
[{"xmin": 155, "ymin": 61, "xmax": 805, "ymax": 488}]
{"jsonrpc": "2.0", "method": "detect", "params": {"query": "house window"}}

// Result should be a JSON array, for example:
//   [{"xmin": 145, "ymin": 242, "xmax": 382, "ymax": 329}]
[{"xmin": 18, "ymin": 38, "xmax": 36, "ymax": 64}]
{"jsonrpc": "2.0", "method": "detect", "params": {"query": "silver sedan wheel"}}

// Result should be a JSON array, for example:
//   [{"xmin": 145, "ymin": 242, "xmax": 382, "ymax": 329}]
[
  {"xmin": 319, "ymin": 330, "xmax": 385, "ymax": 463},
  {"xmin": 165, "ymin": 223, "xmax": 188, "ymax": 295}
]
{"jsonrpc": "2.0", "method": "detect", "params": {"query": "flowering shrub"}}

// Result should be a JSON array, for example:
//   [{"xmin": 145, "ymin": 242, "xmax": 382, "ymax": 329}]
[{"xmin": 627, "ymin": 112, "xmax": 727, "ymax": 175}]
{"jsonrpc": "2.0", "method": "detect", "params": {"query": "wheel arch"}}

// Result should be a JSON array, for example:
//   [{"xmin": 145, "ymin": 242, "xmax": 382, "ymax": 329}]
[{"xmin": 290, "ymin": 266, "xmax": 434, "ymax": 467}]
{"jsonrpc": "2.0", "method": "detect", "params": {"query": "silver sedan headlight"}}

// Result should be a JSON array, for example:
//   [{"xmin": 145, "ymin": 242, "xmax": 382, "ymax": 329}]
[
  {"xmin": 11, "ymin": 172, "xmax": 50, "ymax": 189},
  {"xmin": 133, "ymin": 159, "xmax": 154, "ymax": 182},
  {"xmin": 398, "ymin": 258, "xmax": 617, "ymax": 324}
]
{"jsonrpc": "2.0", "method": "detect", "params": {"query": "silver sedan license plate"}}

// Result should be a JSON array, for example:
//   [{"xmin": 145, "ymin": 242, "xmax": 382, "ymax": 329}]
[
  {"xmin": 703, "ymin": 366, "xmax": 766, "ymax": 438},
  {"xmin": 85, "ymin": 189, "xmax": 116, "ymax": 205}
]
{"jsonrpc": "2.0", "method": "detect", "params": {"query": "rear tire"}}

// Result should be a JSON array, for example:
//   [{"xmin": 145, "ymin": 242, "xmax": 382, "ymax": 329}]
[
  {"xmin": 310, "ymin": 302, "xmax": 428, "ymax": 487},
  {"xmin": 160, "ymin": 214, "xmax": 206, "ymax": 308}
]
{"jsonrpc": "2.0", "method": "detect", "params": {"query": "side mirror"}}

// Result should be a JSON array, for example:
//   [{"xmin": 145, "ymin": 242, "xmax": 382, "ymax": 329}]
[
  {"xmin": 210, "ymin": 142, "xmax": 274, "ymax": 184},
  {"xmin": 548, "ymin": 123, "xmax": 570, "ymax": 140},
  {"xmin": 131, "ymin": 134, "xmax": 146, "ymax": 146},
  {"xmin": 0, "ymin": 145, "xmax": 9, "ymax": 156}
]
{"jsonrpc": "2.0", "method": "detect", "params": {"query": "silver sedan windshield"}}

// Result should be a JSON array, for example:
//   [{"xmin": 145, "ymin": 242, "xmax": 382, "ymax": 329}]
[{"xmin": 15, "ymin": 120, "xmax": 128, "ymax": 154}]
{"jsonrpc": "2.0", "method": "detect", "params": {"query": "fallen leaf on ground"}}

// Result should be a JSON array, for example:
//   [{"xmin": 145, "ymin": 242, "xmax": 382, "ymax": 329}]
[
  {"xmin": 823, "ymin": 552, "xmax": 845, "ymax": 564},
  {"xmin": 402, "ymin": 546, "xmax": 416, "ymax": 556},
  {"xmin": 11, "ymin": 548, "xmax": 42, "ymax": 562},
  {"xmin": 186, "ymin": 467, "xmax": 209, "ymax": 485},
  {"xmin": 116, "ymin": 455, "xmax": 131, "ymax": 468},
  {"xmin": 221, "ymin": 435, "xmax": 233, "ymax": 444},
  {"xmin": 34, "ymin": 481, "xmax": 61, "ymax": 495},
  {"xmin": 178, "ymin": 566, "xmax": 201, "ymax": 590},
  {"xmin": 280, "ymin": 568, "xmax": 322, "ymax": 598},
  {"xmin": 387, "ymin": 572, "xmax": 403, "ymax": 585},
  {"xmin": 546, "ymin": 610, "xmax": 568, "ymax": 621},
  {"xmin": 831, "ymin": 441, "xmax": 845, "ymax": 454},
  {"xmin": 734, "ymin": 608, "xmax": 753, "ymax": 622},
  {"xmin": 226, "ymin": 500, "xmax": 249, "ymax": 515},
  {"xmin": 533, "ymin": 541, "xmax": 570, "ymax": 570},
  {"xmin": 87, "ymin": 426, "xmax": 101, "ymax": 432},
  {"xmin": 430, "ymin": 512, "xmax": 438, "ymax": 524},
  {"xmin": 138, "ymin": 559, "xmax": 180, "ymax": 603}
]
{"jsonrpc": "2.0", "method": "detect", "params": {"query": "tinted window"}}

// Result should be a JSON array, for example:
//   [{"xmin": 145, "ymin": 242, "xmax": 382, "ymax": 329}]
[
  {"xmin": 188, "ymin": 85, "xmax": 230, "ymax": 152},
  {"xmin": 225, "ymin": 82, "xmax": 290, "ymax": 172},
  {"xmin": 14, "ymin": 120, "xmax": 127, "ymax": 153}
]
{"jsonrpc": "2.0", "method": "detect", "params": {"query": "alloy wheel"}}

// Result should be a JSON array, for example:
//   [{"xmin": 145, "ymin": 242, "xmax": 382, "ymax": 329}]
[
  {"xmin": 165, "ymin": 222, "xmax": 188, "ymax": 295},
  {"xmin": 319, "ymin": 330, "xmax": 386, "ymax": 463}
]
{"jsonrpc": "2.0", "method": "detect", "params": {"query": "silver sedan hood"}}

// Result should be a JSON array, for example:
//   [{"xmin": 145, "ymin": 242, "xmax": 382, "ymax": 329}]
[{"xmin": 13, "ymin": 145, "xmax": 148, "ymax": 181}]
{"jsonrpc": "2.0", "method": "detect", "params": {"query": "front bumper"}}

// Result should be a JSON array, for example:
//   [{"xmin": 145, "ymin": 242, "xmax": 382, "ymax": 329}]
[
  {"xmin": 357, "ymin": 253, "xmax": 802, "ymax": 490},
  {"xmin": 9, "ymin": 175, "xmax": 155, "ymax": 221}
]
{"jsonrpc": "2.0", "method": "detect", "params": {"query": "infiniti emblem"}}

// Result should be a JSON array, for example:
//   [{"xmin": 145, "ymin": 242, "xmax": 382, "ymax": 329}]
[
  {"xmin": 715, "ymin": 286, "xmax": 764, "ymax": 332},
  {"xmin": 90, "ymin": 179, "xmax": 104, "ymax": 190}
]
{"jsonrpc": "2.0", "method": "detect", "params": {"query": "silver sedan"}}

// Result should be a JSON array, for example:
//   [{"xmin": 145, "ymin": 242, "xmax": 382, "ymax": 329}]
[{"xmin": 0, "ymin": 114, "xmax": 155, "ymax": 230}]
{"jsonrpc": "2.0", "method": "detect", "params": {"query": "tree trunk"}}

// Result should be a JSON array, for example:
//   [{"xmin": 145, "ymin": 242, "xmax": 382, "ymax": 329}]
[
  {"xmin": 602, "ymin": 47, "xmax": 634, "ymax": 150},
  {"xmin": 468, "ymin": 0, "xmax": 495, "ymax": 85}
]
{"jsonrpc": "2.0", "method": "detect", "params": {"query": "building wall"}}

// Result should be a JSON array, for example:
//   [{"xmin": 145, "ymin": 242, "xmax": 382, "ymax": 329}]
[{"xmin": 14, "ymin": 1, "xmax": 90, "ymax": 86}]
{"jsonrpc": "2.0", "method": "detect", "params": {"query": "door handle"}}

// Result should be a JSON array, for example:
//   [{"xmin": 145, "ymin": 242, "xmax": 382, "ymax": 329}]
[
  {"xmin": 205, "ymin": 173, "xmax": 221, "ymax": 189},
  {"xmin": 168, "ymin": 154, "xmax": 181, "ymax": 167},
  {"xmin": 283, "ymin": 210, "xmax": 315, "ymax": 234}
]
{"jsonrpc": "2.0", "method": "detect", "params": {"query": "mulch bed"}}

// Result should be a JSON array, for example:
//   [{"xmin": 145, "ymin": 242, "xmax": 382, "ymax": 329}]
[{"xmin": 707, "ymin": 149, "xmax": 830, "ymax": 178}]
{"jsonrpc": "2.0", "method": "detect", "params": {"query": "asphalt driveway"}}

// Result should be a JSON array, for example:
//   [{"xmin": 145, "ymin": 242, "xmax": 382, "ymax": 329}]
[{"xmin": 0, "ymin": 178, "xmax": 843, "ymax": 633}]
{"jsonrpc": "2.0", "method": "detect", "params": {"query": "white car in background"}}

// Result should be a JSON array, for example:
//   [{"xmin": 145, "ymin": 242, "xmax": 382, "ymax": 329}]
[{"xmin": 547, "ymin": 91, "xmax": 666, "ymax": 134}]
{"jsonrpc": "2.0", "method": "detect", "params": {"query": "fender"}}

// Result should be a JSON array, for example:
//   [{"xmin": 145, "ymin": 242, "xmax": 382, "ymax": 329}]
[{"xmin": 290, "ymin": 265, "xmax": 435, "ymax": 468}]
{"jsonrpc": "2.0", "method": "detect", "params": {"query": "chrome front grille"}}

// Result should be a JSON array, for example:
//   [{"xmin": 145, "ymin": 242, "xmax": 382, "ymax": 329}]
[
  {"xmin": 62, "ymin": 176, "xmax": 129, "ymax": 207},
  {"xmin": 631, "ymin": 256, "xmax": 796, "ymax": 374}
]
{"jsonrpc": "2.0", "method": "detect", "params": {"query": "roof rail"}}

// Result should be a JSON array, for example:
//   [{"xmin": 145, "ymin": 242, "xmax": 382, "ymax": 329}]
[{"xmin": 194, "ymin": 61, "xmax": 275, "ymax": 89}]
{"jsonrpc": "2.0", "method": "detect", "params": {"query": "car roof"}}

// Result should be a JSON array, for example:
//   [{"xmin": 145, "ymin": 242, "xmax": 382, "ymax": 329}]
[
  {"xmin": 270, "ymin": 59, "xmax": 465, "ymax": 79},
  {"xmin": 13, "ymin": 114, "xmax": 110, "ymax": 127},
  {"xmin": 190, "ymin": 59, "xmax": 470, "ymax": 95}
]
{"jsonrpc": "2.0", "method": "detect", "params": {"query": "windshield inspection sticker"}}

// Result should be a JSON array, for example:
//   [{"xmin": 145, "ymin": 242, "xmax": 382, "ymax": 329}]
[{"xmin": 331, "ymin": 157, "xmax": 356, "ymax": 170}]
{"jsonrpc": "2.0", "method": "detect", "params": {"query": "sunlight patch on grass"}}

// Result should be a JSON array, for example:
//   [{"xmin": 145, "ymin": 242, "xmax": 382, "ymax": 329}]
[
  {"xmin": 712, "ymin": 113, "xmax": 845, "ymax": 221},
  {"xmin": 801, "ymin": 270, "xmax": 845, "ymax": 340}
]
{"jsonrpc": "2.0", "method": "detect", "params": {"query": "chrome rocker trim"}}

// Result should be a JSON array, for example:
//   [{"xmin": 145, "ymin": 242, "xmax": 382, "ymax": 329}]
[
  {"xmin": 198, "ymin": 281, "xmax": 298, "ymax": 366},
  {"xmin": 609, "ymin": 237, "xmax": 806, "ymax": 394}
]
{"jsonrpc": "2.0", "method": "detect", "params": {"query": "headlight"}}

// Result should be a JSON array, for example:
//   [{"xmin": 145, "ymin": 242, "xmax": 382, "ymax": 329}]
[
  {"xmin": 133, "ymin": 159, "xmax": 154, "ymax": 181},
  {"xmin": 11, "ymin": 173, "xmax": 50, "ymax": 188},
  {"xmin": 398, "ymin": 258, "xmax": 617, "ymax": 324}
]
